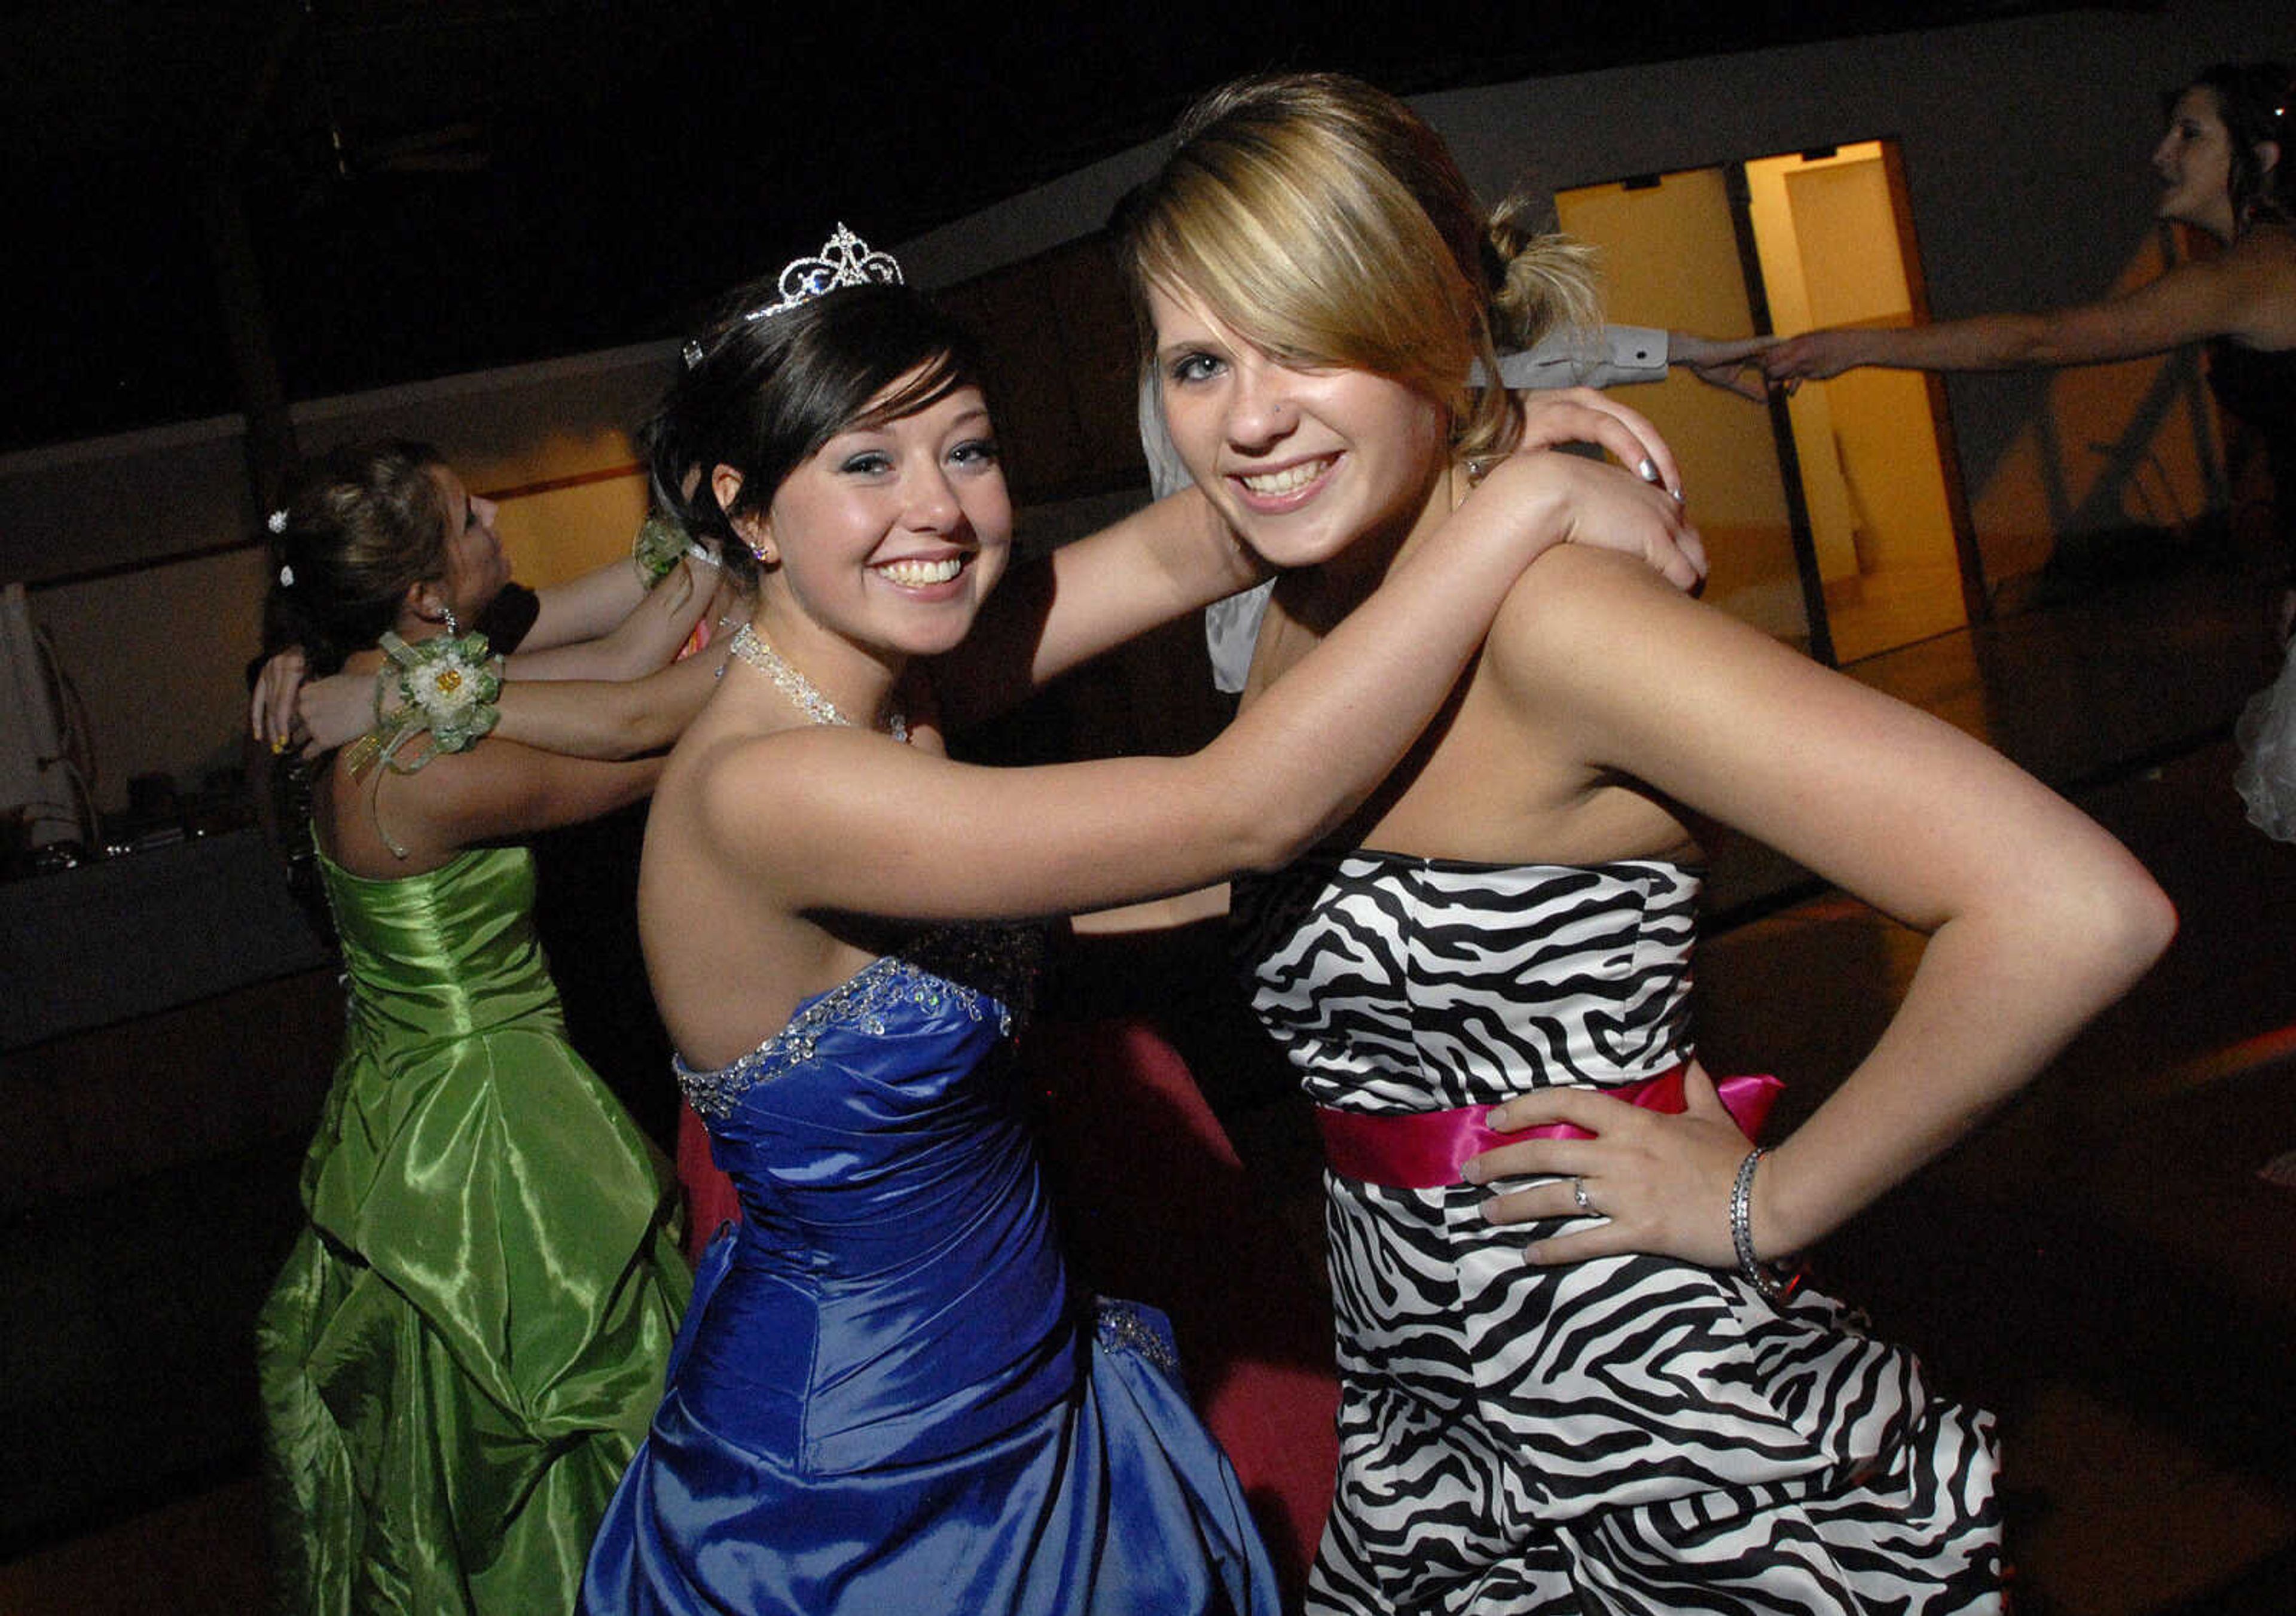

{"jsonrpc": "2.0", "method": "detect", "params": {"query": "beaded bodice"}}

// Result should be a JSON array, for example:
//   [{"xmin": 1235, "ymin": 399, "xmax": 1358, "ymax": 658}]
[
  {"xmin": 675, "ymin": 924, "xmax": 1040, "ymax": 1121},
  {"xmin": 660, "ymin": 921, "xmax": 1065, "ymax": 1474}
]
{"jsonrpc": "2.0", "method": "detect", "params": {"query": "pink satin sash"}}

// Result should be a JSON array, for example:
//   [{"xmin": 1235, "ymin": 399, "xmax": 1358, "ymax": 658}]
[{"xmin": 1317, "ymin": 1066, "xmax": 1782, "ymax": 1190}]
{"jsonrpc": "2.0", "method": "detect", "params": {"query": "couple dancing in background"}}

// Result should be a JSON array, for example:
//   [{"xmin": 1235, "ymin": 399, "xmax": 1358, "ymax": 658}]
[{"xmin": 257, "ymin": 70, "xmax": 2172, "ymax": 1616}]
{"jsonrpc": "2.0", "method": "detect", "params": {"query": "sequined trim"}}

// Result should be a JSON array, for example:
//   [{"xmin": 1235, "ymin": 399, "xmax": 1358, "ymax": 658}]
[
  {"xmin": 676, "ymin": 926, "xmax": 1040, "ymax": 1121},
  {"xmin": 1092, "ymin": 1297, "xmax": 1180, "ymax": 1378}
]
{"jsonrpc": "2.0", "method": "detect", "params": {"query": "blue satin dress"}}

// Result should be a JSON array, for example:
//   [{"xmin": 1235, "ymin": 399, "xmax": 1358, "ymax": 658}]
[{"xmin": 581, "ymin": 927, "xmax": 1278, "ymax": 1615}]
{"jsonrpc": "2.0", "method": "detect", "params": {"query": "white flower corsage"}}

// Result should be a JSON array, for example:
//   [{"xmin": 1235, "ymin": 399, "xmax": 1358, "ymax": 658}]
[{"xmin": 342, "ymin": 629, "xmax": 503, "ymax": 780}]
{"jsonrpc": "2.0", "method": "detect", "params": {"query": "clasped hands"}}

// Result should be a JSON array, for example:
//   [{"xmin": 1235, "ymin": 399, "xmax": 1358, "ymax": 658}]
[
  {"xmin": 1666, "ymin": 330, "xmax": 1867, "ymax": 394},
  {"xmin": 1461, "ymin": 1060, "xmax": 1758, "ymax": 1271}
]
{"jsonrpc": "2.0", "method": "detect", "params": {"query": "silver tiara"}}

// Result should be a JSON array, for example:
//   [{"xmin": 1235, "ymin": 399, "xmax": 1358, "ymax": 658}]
[{"xmin": 682, "ymin": 224, "xmax": 905, "ymax": 367}]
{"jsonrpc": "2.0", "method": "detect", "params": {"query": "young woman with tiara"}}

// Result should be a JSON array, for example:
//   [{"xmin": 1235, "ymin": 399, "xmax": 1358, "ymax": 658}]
[
  {"xmin": 1115, "ymin": 73, "xmax": 2175, "ymax": 1613},
  {"xmin": 575, "ymin": 223, "xmax": 1702, "ymax": 1612},
  {"xmin": 254, "ymin": 441, "xmax": 696, "ymax": 1614}
]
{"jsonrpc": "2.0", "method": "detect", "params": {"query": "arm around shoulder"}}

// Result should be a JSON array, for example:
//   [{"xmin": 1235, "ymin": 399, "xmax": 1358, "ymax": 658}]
[
  {"xmin": 396, "ymin": 736, "xmax": 665, "ymax": 853},
  {"xmin": 489, "ymin": 650, "xmax": 725, "ymax": 759},
  {"xmin": 509, "ymin": 557, "xmax": 719, "ymax": 680},
  {"xmin": 520, "ymin": 555, "xmax": 652, "ymax": 650},
  {"xmin": 931, "ymin": 485, "xmax": 1260, "ymax": 730},
  {"xmin": 718, "ymin": 454, "xmax": 1696, "ymax": 925}
]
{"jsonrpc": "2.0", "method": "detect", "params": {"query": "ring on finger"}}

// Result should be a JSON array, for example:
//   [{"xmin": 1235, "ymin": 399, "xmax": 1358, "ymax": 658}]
[{"xmin": 1570, "ymin": 1176, "xmax": 1596, "ymax": 1216}]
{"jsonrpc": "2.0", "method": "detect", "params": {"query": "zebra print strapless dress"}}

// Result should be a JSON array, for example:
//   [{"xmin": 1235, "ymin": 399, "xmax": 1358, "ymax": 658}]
[{"xmin": 1232, "ymin": 852, "xmax": 2003, "ymax": 1615}]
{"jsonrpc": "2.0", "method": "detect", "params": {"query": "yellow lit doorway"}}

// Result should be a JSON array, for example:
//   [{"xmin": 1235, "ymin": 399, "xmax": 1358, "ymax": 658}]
[{"xmin": 1557, "ymin": 143, "xmax": 1982, "ymax": 664}]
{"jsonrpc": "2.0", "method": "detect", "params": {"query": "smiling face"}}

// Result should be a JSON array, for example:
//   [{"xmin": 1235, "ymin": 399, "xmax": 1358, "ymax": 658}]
[
  {"xmin": 1149, "ymin": 279, "xmax": 1449, "ymax": 575},
  {"xmin": 745, "ymin": 374, "xmax": 1011, "ymax": 666},
  {"xmin": 2153, "ymin": 85, "xmax": 2243, "ymax": 240},
  {"xmin": 429, "ymin": 465, "xmax": 511, "ymax": 629}
]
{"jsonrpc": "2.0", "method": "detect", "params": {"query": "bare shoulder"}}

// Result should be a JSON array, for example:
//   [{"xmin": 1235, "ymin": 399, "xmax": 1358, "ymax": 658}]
[
  {"xmin": 2219, "ymin": 225, "xmax": 2296, "ymax": 343},
  {"xmin": 1495, "ymin": 539, "xmax": 1700, "ymax": 616},
  {"xmin": 685, "ymin": 724, "xmax": 802, "ymax": 830},
  {"xmin": 1486, "ymin": 545, "xmax": 1762, "ymax": 700},
  {"xmin": 319, "ymin": 733, "xmax": 551, "ymax": 867},
  {"xmin": 377, "ymin": 733, "xmax": 539, "ymax": 819},
  {"xmin": 2232, "ymin": 222, "xmax": 2296, "ymax": 267},
  {"xmin": 684, "ymin": 722, "xmax": 878, "ymax": 854}
]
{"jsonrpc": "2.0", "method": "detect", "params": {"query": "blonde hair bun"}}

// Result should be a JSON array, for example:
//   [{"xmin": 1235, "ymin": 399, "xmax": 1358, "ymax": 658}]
[{"xmin": 1485, "ymin": 200, "xmax": 1603, "ymax": 353}]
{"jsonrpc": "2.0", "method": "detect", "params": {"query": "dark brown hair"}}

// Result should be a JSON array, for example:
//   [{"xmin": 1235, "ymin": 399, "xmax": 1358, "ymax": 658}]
[{"xmin": 262, "ymin": 439, "xmax": 451, "ymax": 675}]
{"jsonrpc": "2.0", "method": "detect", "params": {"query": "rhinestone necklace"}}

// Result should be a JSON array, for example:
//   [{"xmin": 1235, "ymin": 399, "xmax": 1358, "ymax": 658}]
[{"xmin": 726, "ymin": 623, "xmax": 908, "ymax": 742}]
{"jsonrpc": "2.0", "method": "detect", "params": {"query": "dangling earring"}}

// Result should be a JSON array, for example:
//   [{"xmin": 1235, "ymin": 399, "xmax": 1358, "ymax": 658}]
[{"xmin": 442, "ymin": 603, "xmax": 461, "ymax": 638}]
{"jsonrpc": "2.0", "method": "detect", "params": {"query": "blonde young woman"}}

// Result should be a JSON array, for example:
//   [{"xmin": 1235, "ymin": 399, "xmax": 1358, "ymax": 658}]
[{"xmin": 1115, "ymin": 74, "xmax": 2175, "ymax": 1615}]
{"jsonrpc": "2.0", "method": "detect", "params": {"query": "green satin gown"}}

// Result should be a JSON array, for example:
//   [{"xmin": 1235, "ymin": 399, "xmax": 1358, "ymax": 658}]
[{"xmin": 258, "ymin": 843, "xmax": 689, "ymax": 1615}]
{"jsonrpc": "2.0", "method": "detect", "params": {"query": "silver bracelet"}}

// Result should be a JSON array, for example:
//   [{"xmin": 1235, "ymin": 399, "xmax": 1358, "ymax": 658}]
[{"xmin": 1730, "ymin": 1147, "xmax": 1794, "ymax": 1300}]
